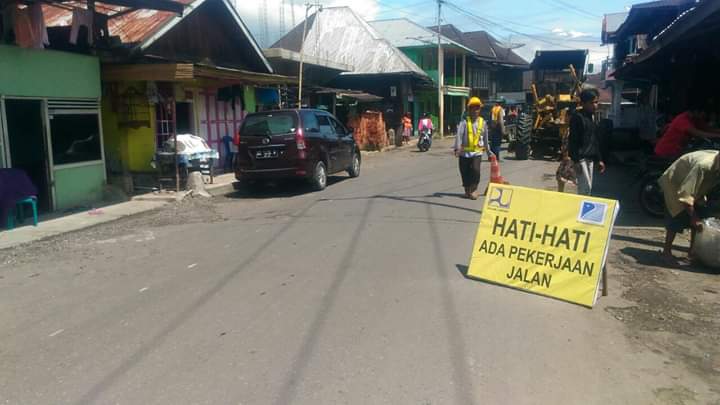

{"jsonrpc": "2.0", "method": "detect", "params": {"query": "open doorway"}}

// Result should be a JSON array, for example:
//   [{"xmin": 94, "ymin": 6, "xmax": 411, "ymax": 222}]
[
  {"xmin": 4, "ymin": 99, "xmax": 52, "ymax": 212},
  {"xmin": 175, "ymin": 102, "xmax": 193, "ymax": 134}
]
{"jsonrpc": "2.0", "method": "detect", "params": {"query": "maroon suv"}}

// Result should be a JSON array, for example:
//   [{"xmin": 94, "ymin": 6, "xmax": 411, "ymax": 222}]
[{"xmin": 234, "ymin": 109, "xmax": 361, "ymax": 190}]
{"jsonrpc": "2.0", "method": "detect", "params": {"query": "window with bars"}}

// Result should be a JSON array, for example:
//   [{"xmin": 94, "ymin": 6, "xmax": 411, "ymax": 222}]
[
  {"xmin": 470, "ymin": 69, "xmax": 490, "ymax": 90},
  {"xmin": 155, "ymin": 102, "xmax": 175, "ymax": 149}
]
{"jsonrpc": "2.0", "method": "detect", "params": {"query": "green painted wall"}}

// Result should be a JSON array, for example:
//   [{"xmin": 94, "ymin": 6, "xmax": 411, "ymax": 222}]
[
  {"xmin": 245, "ymin": 86, "xmax": 257, "ymax": 113},
  {"xmin": 0, "ymin": 45, "xmax": 100, "ymax": 98},
  {"xmin": 53, "ymin": 163, "xmax": 105, "ymax": 210}
]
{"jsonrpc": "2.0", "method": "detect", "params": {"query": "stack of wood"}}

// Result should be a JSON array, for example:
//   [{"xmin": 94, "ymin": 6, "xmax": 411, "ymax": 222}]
[{"xmin": 348, "ymin": 111, "xmax": 389, "ymax": 151}]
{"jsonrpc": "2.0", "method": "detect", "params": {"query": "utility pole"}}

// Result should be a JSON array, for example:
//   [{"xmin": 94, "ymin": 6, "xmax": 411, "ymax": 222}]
[
  {"xmin": 298, "ymin": 4, "xmax": 311, "ymax": 108},
  {"xmin": 298, "ymin": 3, "xmax": 321, "ymax": 108},
  {"xmin": 280, "ymin": 0, "xmax": 286, "ymax": 37},
  {"xmin": 259, "ymin": 2, "xmax": 269, "ymax": 47},
  {"xmin": 437, "ymin": 0, "xmax": 444, "ymax": 138}
]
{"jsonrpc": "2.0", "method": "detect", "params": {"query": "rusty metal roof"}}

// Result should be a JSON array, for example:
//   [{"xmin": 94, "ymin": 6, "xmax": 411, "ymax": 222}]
[{"xmin": 43, "ymin": 0, "xmax": 192, "ymax": 45}]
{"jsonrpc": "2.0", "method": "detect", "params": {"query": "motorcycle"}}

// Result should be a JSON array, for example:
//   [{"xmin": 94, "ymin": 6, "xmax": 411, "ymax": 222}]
[
  {"xmin": 418, "ymin": 128, "xmax": 432, "ymax": 152},
  {"xmin": 637, "ymin": 157, "xmax": 672, "ymax": 218}
]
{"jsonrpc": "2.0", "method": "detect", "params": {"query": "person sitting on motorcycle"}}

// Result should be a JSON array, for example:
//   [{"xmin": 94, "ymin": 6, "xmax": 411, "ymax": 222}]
[
  {"xmin": 659, "ymin": 150, "xmax": 720, "ymax": 262},
  {"xmin": 654, "ymin": 103, "xmax": 720, "ymax": 159},
  {"xmin": 418, "ymin": 113, "xmax": 433, "ymax": 134}
]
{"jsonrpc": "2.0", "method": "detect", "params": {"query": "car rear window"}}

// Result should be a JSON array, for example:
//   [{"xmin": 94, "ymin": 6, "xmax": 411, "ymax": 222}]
[{"xmin": 242, "ymin": 113, "xmax": 297, "ymax": 136}]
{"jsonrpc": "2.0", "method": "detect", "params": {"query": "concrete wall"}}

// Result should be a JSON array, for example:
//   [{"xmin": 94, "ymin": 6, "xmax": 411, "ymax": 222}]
[
  {"xmin": 245, "ymin": 86, "xmax": 257, "ymax": 113},
  {"xmin": 54, "ymin": 163, "xmax": 105, "ymax": 210},
  {"xmin": 0, "ymin": 45, "xmax": 100, "ymax": 98}
]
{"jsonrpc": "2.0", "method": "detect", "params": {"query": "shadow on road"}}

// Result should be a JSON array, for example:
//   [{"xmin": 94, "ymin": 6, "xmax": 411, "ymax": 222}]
[
  {"xmin": 321, "ymin": 193, "xmax": 482, "ymax": 215},
  {"xmin": 455, "ymin": 264, "xmax": 469, "ymax": 278},
  {"xmin": 223, "ymin": 177, "xmax": 348, "ymax": 199},
  {"xmin": 612, "ymin": 233, "xmax": 689, "ymax": 253},
  {"xmin": 590, "ymin": 165, "xmax": 666, "ymax": 228},
  {"xmin": 619, "ymin": 246, "xmax": 719, "ymax": 275}
]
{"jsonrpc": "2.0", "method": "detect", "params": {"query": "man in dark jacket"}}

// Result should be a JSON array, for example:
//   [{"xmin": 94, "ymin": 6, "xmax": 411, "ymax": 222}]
[{"xmin": 569, "ymin": 88, "xmax": 605, "ymax": 195}]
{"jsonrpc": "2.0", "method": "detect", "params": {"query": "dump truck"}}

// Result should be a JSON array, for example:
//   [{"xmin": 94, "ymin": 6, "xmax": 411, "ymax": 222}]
[{"xmin": 526, "ymin": 49, "xmax": 588, "ymax": 159}]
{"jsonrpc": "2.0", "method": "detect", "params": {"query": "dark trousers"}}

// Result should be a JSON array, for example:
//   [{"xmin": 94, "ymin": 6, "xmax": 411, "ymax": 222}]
[
  {"xmin": 458, "ymin": 156, "xmax": 482, "ymax": 188},
  {"xmin": 490, "ymin": 127, "xmax": 502, "ymax": 158}
]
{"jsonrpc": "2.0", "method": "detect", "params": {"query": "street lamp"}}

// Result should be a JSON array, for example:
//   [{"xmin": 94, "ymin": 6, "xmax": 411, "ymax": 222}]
[{"xmin": 298, "ymin": 2, "xmax": 322, "ymax": 109}]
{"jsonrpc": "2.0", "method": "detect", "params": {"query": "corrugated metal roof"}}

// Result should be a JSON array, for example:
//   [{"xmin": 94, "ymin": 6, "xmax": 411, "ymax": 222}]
[
  {"xmin": 271, "ymin": 7, "xmax": 428, "ymax": 77},
  {"xmin": 425, "ymin": 25, "xmax": 529, "ymax": 66},
  {"xmin": 43, "ymin": 0, "xmax": 192, "ymax": 44},
  {"xmin": 369, "ymin": 19, "xmax": 475, "ymax": 54}
]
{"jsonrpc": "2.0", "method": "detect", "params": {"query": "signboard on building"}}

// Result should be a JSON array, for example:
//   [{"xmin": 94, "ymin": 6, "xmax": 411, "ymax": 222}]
[{"xmin": 467, "ymin": 184, "xmax": 619, "ymax": 307}]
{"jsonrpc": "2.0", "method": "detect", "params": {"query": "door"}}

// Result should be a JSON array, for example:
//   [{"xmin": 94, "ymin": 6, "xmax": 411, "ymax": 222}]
[
  {"xmin": 4, "ymin": 99, "xmax": 52, "ymax": 212},
  {"xmin": 329, "ymin": 115, "xmax": 353, "ymax": 170},
  {"xmin": 316, "ymin": 113, "xmax": 341, "ymax": 172}
]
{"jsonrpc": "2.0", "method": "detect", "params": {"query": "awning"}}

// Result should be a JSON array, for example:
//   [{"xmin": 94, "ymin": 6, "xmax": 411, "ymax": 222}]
[
  {"xmin": 614, "ymin": 1, "xmax": 720, "ymax": 80},
  {"xmin": 443, "ymin": 85, "xmax": 471, "ymax": 97},
  {"xmin": 314, "ymin": 87, "xmax": 383, "ymax": 102},
  {"xmin": 102, "ymin": 63, "xmax": 295, "ymax": 85}
]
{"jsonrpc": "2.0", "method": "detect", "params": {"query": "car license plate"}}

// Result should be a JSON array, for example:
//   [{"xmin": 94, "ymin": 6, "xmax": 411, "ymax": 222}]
[{"xmin": 256, "ymin": 149, "xmax": 278, "ymax": 159}]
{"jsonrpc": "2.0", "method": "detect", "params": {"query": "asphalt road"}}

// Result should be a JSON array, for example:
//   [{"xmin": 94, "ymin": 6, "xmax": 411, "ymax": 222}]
[{"xmin": 0, "ymin": 139, "xmax": 698, "ymax": 404}]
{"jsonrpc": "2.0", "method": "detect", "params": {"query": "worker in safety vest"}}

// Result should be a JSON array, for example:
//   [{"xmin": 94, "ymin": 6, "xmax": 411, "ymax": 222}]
[
  {"xmin": 490, "ymin": 102, "xmax": 505, "ymax": 160},
  {"xmin": 454, "ymin": 97, "xmax": 494, "ymax": 200}
]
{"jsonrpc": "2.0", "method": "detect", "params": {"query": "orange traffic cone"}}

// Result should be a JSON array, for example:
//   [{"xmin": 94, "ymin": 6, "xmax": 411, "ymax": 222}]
[
  {"xmin": 483, "ymin": 155, "xmax": 509, "ymax": 196},
  {"xmin": 489, "ymin": 155, "xmax": 508, "ymax": 184}
]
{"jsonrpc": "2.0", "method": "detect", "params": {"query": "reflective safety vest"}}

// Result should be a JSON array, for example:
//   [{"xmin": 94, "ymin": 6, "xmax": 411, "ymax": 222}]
[
  {"xmin": 492, "ymin": 105, "xmax": 503, "ymax": 123},
  {"xmin": 464, "ymin": 117, "xmax": 486, "ymax": 153}
]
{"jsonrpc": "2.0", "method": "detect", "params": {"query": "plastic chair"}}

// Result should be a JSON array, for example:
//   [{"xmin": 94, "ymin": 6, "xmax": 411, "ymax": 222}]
[{"xmin": 7, "ymin": 196, "xmax": 38, "ymax": 230}]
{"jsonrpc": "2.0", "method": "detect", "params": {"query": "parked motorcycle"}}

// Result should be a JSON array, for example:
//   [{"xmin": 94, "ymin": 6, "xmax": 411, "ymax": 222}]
[
  {"xmin": 418, "ymin": 129, "xmax": 432, "ymax": 152},
  {"xmin": 637, "ymin": 157, "xmax": 672, "ymax": 218}
]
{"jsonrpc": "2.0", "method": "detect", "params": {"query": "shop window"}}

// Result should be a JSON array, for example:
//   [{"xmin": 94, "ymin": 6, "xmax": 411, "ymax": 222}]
[{"xmin": 50, "ymin": 114, "xmax": 102, "ymax": 165}]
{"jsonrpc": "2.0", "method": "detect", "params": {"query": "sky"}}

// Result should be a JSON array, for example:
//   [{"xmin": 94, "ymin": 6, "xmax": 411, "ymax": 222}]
[{"xmin": 233, "ymin": 0, "xmax": 637, "ymax": 68}]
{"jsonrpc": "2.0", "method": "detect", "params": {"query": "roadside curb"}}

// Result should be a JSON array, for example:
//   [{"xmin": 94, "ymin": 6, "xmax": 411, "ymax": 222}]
[{"xmin": 0, "ymin": 200, "xmax": 168, "ymax": 251}]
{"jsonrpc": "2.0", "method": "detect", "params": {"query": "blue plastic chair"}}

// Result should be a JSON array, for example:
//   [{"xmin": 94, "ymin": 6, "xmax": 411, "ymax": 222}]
[{"xmin": 6, "ymin": 196, "xmax": 38, "ymax": 230}]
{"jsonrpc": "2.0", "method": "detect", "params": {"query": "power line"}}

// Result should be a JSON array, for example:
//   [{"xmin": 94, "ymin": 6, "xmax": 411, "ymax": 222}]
[
  {"xmin": 541, "ymin": 0, "xmax": 600, "ymax": 20},
  {"xmin": 444, "ymin": 1, "xmax": 579, "ymax": 50},
  {"xmin": 373, "ymin": 0, "xmax": 438, "ymax": 22}
]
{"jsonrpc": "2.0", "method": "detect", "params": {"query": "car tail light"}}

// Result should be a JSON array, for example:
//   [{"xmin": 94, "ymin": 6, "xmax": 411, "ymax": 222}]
[
  {"xmin": 296, "ymin": 128, "xmax": 306, "ymax": 150},
  {"xmin": 233, "ymin": 131, "xmax": 240, "ymax": 145}
]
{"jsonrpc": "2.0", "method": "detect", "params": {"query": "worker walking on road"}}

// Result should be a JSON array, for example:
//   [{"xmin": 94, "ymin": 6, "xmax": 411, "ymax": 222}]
[
  {"xmin": 490, "ymin": 102, "xmax": 505, "ymax": 159},
  {"xmin": 454, "ymin": 97, "xmax": 494, "ymax": 200},
  {"xmin": 569, "ymin": 88, "xmax": 605, "ymax": 195}
]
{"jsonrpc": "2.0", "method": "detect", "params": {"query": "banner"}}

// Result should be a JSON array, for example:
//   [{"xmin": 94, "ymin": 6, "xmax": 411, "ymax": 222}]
[{"xmin": 467, "ymin": 184, "xmax": 619, "ymax": 307}]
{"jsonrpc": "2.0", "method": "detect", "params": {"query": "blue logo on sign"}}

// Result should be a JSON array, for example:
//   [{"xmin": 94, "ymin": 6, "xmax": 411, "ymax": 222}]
[
  {"xmin": 488, "ymin": 187, "xmax": 513, "ymax": 210},
  {"xmin": 578, "ymin": 201, "xmax": 607, "ymax": 225}
]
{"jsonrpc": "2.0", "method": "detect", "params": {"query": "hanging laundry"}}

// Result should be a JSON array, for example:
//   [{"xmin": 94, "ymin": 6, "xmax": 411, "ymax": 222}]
[
  {"xmin": 69, "ymin": 7, "xmax": 93, "ymax": 45},
  {"xmin": 12, "ymin": 2, "xmax": 48, "ymax": 49},
  {"xmin": 29, "ymin": 2, "xmax": 48, "ymax": 48}
]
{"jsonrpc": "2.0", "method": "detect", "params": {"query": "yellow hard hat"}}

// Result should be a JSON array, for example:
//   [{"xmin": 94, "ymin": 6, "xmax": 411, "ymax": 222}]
[{"xmin": 467, "ymin": 97, "xmax": 483, "ymax": 107}]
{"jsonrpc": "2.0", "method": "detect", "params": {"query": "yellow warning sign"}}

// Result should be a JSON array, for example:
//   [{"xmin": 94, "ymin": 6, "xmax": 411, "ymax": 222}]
[{"xmin": 467, "ymin": 184, "xmax": 619, "ymax": 307}]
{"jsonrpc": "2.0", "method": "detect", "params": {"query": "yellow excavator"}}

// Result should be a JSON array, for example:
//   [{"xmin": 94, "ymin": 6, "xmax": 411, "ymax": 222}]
[{"xmin": 527, "ymin": 50, "xmax": 588, "ymax": 159}]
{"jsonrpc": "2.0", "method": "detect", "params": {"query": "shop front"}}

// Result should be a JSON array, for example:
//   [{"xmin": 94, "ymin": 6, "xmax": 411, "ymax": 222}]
[
  {"xmin": 100, "ymin": 63, "xmax": 289, "ymax": 191},
  {"xmin": 0, "ymin": 45, "xmax": 104, "ymax": 212}
]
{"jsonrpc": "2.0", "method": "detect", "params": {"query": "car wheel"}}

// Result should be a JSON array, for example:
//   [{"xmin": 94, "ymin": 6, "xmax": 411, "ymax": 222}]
[
  {"xmin": 312, "ymin": 161, "xmax": 327, "ymax": 191},
  {"xmin": 347, "ymin": 153, "xmax": 361, "ymax": 178}
]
